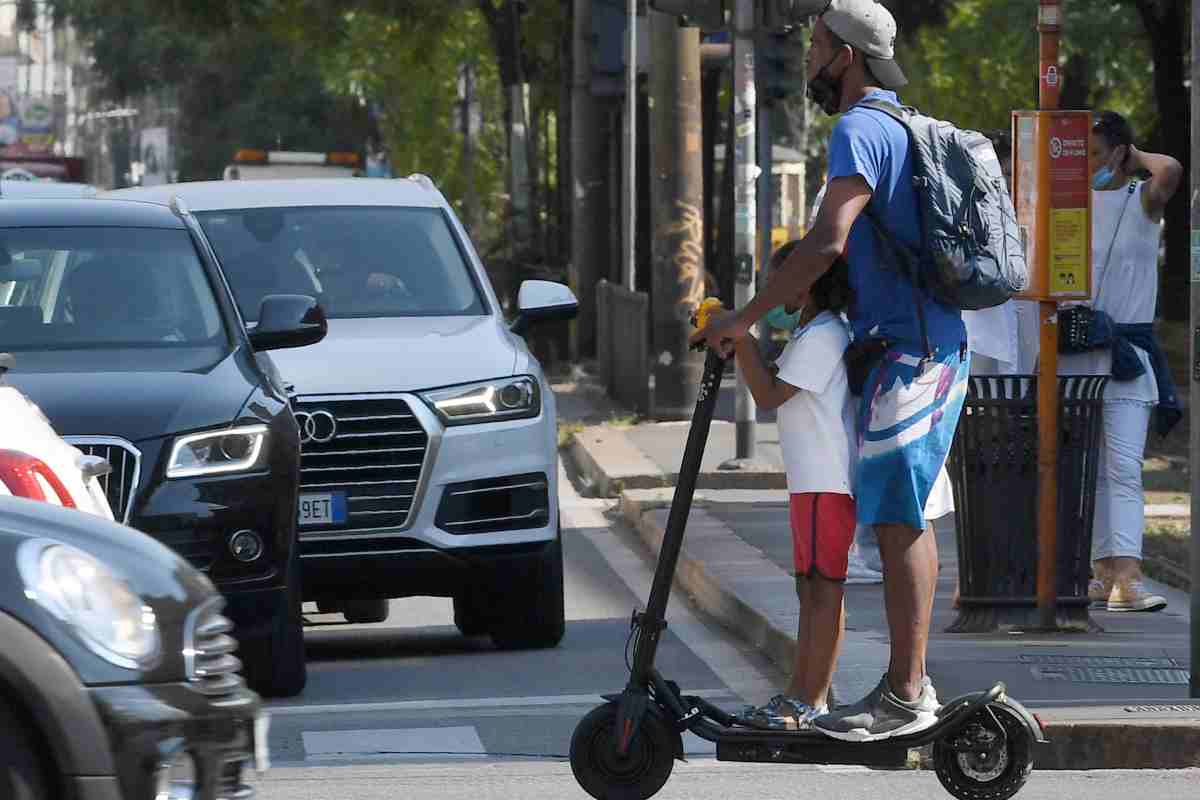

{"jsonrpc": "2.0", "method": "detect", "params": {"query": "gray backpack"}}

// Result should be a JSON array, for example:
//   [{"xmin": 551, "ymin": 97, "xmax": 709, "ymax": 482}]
[{"xmin": 858, "ymin": 98, "xmax": 1029, "ymax": 311}]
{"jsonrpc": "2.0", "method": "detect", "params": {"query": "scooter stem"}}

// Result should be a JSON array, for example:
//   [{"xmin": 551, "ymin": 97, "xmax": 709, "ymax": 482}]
[{"xmin": 629, "ymin": 348, "xmax": 726, "ymax": 680}]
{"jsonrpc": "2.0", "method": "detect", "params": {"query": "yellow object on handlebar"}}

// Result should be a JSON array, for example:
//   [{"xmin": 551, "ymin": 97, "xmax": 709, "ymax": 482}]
[
  {"xmin": 691, "ymin": 297, "xmax": 724, "ymax": 331},
  {"xmin": 689, "ymin": 297, "xmax": 725, "ymax": 352}
]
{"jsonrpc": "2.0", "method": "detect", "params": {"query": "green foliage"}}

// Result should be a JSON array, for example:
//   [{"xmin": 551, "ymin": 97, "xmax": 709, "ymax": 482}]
[
  {"xmin": 53, "ymin": 0, "xmax": 374, "ymax": 180},
  {"xmin": 304, "ymin": 7, "xmax": 508, "ymax": 234},
  {"xmin": 898, "ymin": 0, "xmax": 1156, "ymax": 138}
]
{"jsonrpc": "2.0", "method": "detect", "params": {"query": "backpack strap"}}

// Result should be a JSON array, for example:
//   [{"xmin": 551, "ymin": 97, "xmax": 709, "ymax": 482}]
[
  {"xmin": 861, "ymin": 209, "xmax": 933, "ymax": 362},
  {"xmin": 854, "ymin": 96, "xmax": 916, "ymax": 123},
  {"xmin": 855, "ymin": 96, "xmax": 934, "ymax": 361}
]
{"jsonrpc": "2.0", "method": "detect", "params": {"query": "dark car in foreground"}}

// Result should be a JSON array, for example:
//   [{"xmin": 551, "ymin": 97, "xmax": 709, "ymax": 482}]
[
  {"xmin": 0, "ymin": 198, "xmax": 326, "ymax": 696},
  {"xmin": 0, "ymin": 496, "xmax": 265, "ymax": 800}
]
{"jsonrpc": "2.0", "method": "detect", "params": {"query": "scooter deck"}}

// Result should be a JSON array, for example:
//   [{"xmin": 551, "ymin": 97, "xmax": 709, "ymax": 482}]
[{"xmin": 699, "ymin": 684, "xmax": 1009, "ymax": 767}]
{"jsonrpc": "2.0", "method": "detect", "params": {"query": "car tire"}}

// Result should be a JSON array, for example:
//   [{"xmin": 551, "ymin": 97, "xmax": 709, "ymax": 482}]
[
  {"xmin": 242, "ymin": 551, "xmax": 307, "ymax": 698},
  {"xmin": 0, "ymin": 702, "xmax": 51, "ymax": 800},
  {"xmin": 343, "ymin": 597, "xmax": 389, "ymax": 625},
  {"xmin": 489, "ymin": 531, "xmax": 566, "ymax": 650},
  {"xmin": 453, "ymin": 592, "xmax": 491, "ymax": 637}
]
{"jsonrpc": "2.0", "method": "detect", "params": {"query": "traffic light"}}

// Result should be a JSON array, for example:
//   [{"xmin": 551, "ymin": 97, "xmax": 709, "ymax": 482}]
[
  {"xmin": 762, "ymin": 0, "xmax": 830, "ymax": 33},
  {"xmin": 647, "ymin": 0, "xmax": 727, "ymax": 31},
  {"xmin": 757, "ymin": 28, "xmax": 806, "ymax": 106}
]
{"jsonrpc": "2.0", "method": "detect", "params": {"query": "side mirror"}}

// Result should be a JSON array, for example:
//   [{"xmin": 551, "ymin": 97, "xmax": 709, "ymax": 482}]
[
  {"xmin": 249, "ymin": 294, "xmax": 328, "ymax": 351},
  {"xmin": 511, "ymin": 280, "xmax": 578, "ymax": 336}
]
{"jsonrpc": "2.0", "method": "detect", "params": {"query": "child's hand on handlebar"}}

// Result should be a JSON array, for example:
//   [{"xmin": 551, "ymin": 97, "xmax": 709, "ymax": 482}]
[{"xmin": 689, "ymin": 308, "xmax": 748, "ymax": 357}]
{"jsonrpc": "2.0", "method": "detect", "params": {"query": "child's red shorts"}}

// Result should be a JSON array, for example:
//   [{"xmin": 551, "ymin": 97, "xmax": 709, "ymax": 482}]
[{"xmin": 789, "ymin": 492, "xmax": 856, "ymax": 582}]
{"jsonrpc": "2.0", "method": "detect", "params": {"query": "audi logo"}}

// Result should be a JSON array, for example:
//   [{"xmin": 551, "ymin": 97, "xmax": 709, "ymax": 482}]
[{"xmin": 295, "ymin": 410, "xmax": 337, "ymax": 444}]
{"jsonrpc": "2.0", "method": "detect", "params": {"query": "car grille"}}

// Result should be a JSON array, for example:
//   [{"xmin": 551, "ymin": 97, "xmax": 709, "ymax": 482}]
[
  {"xmin": 63, "ymin": 437, "xmax": 141, "ymax": 523},
  {"xmin": 185, "ymin": 599, "xmax": 245, "ymax": 697},
  {"xmin": 293, "ymin": 396, "xmax": 430, "ymax": 534}
]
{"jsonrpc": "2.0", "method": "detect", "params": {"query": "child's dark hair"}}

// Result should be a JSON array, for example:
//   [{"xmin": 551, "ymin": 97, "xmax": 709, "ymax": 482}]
[{"xmin": 769, "ymin": 241, "xmax": 853, "ymax": 314}]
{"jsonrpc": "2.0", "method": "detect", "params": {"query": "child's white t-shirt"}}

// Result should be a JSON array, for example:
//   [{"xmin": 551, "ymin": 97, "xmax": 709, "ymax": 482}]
[{"xmin": 773, "ymin": 311, "xmax": 856, "ymax": 496}]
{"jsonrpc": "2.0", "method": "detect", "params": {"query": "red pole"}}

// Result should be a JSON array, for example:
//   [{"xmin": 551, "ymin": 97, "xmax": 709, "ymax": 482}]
[{"xmin": 1036, "ymin": 0, "xmax": 1062, "ymax": 629}]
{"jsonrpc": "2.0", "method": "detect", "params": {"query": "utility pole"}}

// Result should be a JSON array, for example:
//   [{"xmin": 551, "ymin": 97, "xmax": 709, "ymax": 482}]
[
  {"xmin": 459, "ymin": 62, "xmax": 480, "ymax": 235},
  {"xmin": 648, "ymin": 9, "xmax": 705, "ymax": 419},
  {"xmin": 729, "ymin": 0, "xmax": 757, "ymax": 459},
  {"xmin": 1190, "ymin": 0, "xmax": 1199, "ymax": 697},
  {"xmin": 757, "ymin": 76, "xmax": 773, "ymax": 302},
  {"xmin": 623, "ymin": 0, "xmax": 637, "ymax": 291},
  {"xmin": 1035, "ymin": 0, "xmax": 1062, "ymax": 631},
  {"xmin": 571, "ymin": 0, "xmax": 608, "ymax": 359}
]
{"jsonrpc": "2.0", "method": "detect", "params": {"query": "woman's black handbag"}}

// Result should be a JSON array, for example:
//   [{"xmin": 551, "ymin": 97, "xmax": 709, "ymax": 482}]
[
  {"xmin": 1059, "ymin": 181, "xmax": 1136, "ymax": 355},
  {"xmin": 1058, "ymin": 305, "xmax": 1098, "ymax": 353}
]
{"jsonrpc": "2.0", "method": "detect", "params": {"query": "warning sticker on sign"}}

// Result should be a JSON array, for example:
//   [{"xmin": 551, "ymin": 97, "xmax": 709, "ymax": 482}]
[{"xmin": 1050, "ymin": 208, "xmax": 1087, "ymax": 295}]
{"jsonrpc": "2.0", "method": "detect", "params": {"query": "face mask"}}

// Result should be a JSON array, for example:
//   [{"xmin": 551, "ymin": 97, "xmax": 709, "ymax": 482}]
[
  {"xmin": 1091, "ymin": 165, "xmax": 1116, "ymax": 191},
  {"xmin": 765, "ymin": 306, "xmax": 803, "ymax": 331},
  {"xmin": 806, "ymin": 55, "xmax": 843, "ymax": 116}
]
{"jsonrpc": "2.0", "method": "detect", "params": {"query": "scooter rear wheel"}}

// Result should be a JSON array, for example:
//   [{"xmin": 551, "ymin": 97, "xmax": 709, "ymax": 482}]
[
  {"xmin": 570, "ymin": 703, "xmax": 678, "ymax": 800},
  {"xmin": 933, "ymin": 702, "xmax": 1035, "ymax": 800}
]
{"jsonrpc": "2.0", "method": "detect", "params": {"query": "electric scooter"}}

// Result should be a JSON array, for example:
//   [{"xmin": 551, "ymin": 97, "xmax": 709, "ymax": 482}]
[{"xmin": 568, "ymin": 300, "xmax": 1047, "ymax": 800}]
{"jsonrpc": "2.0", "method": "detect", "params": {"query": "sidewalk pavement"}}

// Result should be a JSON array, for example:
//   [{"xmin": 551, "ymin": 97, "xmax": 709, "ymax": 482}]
[
  {"xmin": 567, "ymin": 422, "xmax": 1192, "ymax": 519},
  {"xmin": 554, "ymin": 380, "xmax": 1199, "ymax": 770}
]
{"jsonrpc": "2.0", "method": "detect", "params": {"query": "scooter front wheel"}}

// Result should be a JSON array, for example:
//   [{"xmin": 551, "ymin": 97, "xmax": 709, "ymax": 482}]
[
  {"xmin": 933, "ymin": 702, "xmax": 1035, "ymax": 800},
  {"xmin": 569, "ymin": 703, "xmax": 679, "ymax": 800}
]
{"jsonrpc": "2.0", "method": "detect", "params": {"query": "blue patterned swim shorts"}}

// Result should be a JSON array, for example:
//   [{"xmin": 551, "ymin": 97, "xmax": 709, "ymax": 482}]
[{"xmin": 855, "ymin": 344, "xmax": 970, "ymax": 530}]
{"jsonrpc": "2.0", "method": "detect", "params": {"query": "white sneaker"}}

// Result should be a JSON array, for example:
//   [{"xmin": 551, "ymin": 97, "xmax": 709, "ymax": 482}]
[
  {"xmin": 1107, "ymin": 579, "xmax": 1167, "ymax": 612},
  {"xmin": 845, "ymin": 550, "xmax": 884, "ymax": 585}
]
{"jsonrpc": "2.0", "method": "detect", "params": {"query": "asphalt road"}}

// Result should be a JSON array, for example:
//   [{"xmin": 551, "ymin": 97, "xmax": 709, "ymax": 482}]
[{"xmin": 242, "ymin": 461, "xmax": 1200, "ymax": 799}]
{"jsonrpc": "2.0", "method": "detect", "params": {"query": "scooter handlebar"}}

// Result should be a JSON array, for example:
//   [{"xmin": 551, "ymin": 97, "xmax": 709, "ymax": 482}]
[{"xmin": 689, "ymin": 297, "xmax": 729, "ymax": 353}]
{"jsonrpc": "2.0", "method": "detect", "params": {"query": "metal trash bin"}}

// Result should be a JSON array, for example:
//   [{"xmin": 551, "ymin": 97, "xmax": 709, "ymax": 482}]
[{"xmin": 946, "ymin": 375, "xmax": 1108, "ymax": 632}]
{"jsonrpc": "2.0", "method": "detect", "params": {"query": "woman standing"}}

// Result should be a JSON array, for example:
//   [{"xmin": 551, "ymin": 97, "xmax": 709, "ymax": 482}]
[{"xmin": 1061, "ymin": 111, "xmax": 1183, "ymax": 612}]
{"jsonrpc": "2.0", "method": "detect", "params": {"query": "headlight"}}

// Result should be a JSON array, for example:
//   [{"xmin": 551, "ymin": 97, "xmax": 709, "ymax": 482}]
[
  {"xmin": 166, "ymin": 424, "xmax": 268, "ymax": 479},
  {"xmin": 419, "ymin": 376, "xmax": 540, "ymax": 425},
  {"xmin": 17, "ymin": 541, "xmax": 160, "ymax": 670}
]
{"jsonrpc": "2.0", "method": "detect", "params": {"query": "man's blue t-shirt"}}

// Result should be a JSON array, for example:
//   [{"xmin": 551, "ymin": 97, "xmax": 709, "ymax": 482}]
[{"xmin": 826, "ymin": 90, "xmax": 965, "ymax": 351}]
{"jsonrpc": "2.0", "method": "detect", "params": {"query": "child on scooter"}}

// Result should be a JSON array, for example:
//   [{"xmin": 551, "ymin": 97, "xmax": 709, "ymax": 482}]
[{"xmin": 732, "ymin": 241, "xmax": 856, "ymax": 730}]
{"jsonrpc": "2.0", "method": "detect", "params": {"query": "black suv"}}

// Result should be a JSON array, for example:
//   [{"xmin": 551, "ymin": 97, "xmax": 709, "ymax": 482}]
[{"xmin": 0, "ymin": 198, "xmax": 325, "ymax": 696}]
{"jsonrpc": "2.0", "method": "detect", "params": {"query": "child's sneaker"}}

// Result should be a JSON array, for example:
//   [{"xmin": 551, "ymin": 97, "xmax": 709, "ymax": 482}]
[
  {"xmin": 737, "ymin": 695, "xmax": 820, "ymax": 730},
  {"xmin": 1107, "ymin": 578, "xmax": 1167, "ymax": 612}
]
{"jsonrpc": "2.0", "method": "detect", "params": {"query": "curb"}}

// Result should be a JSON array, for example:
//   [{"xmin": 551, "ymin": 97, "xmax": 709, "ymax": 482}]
[
  {"xmin": 568, "ymin": 426, "xmax": 786, "ymax": 497},
  {"xmin": 618, "ymin": 491, "xmax": 798, "ymax": 679},
  {"xmin": 618, "ymin": 490, "xmax": 1200, "ymax": 771}
]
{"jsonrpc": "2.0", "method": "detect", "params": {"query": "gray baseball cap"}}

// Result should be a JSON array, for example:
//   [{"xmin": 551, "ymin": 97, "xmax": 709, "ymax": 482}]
[{"xmin": 821, "ymin": 0, "xmax": 908, "ymax": 89}]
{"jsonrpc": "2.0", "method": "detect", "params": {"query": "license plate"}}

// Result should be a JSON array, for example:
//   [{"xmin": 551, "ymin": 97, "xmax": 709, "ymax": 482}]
[
  {"xmin": 298, "ymin": 492, "xmax": 347, "ymax": 526},
  {"xmin": 254, "ymin": 711, "xmax": 271, "ymax": 773}
]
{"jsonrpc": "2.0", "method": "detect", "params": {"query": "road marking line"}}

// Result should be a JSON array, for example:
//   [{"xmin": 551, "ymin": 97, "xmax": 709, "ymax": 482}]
[{"xmin": 267, "ymin": 689, "xmax": 734, "ymax": 717}]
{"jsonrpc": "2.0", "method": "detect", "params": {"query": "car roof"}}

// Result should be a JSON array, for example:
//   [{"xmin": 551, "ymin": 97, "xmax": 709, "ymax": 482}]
[
  {"xmin": 0, "ymin": 198, "xmax": 186, "ymax": 229},
  {"xmin": 0, "ymin": 181, "xmax": 98, "ymax": 199},
  {"xmin": 105, "ymin": 178, "xmax": 446, "ymax": 212}
]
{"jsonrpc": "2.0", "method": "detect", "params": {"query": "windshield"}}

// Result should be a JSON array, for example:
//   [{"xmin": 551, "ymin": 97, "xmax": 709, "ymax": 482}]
[
  {"xmin": 0, "ymin": 227, "xmax": 227, "ymax": 351},
  {"xmin": 194, "ymin": 206, "xmax": 487, "ymax": 321}
]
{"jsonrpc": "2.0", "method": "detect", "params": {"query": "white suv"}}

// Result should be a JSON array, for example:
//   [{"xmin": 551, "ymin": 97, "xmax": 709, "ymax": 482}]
[{"xmin": 107, "ymin": 177, "xmax": 577, "ymax": 649}]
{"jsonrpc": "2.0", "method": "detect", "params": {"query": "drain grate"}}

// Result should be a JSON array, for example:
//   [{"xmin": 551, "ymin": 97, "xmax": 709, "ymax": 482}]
[
  {"xmin": 1019, "ymin": 654, "xmax": 1180, "ymax": 668},
  {"xmin": 1021, "ymin": 654, "xmax": 1190, "ymax": 685},
  {"xmin": 1124, "ymin": 704, "xmax": 1200, "ymax": 714},
  {"xmin": 1030, "ymin": 666, "xmax": 1190, "ymax": 684}
]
